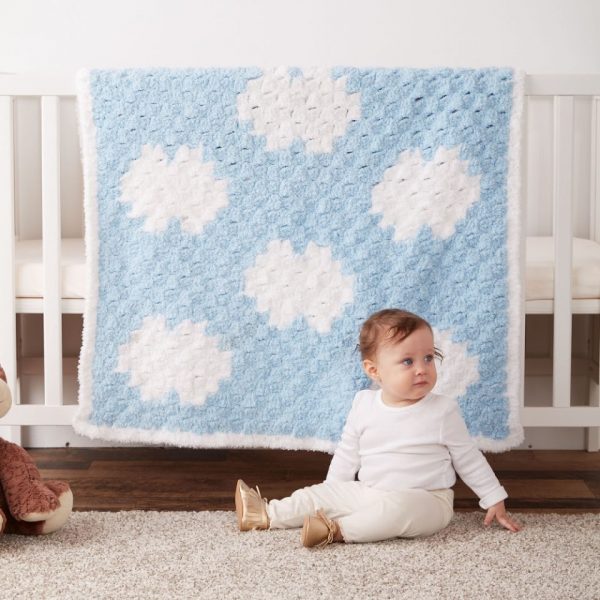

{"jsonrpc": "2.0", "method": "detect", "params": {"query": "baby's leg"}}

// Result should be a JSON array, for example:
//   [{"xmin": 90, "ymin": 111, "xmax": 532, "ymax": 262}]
[
  {"xmin": 268, "ymin": 480, "xmax": 381, "ymax": 529},
  {"xmin": 338, "ymin": 488, "xmax": 454, "ymax": 543}
]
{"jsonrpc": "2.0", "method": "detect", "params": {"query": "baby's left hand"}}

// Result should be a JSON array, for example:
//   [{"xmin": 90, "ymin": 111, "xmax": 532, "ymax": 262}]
[{"xmin": 484, "ymin": 500, "xmax": 522, "ymax": 532}]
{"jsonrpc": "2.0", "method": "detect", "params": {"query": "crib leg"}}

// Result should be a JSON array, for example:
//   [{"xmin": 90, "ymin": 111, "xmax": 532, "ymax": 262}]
[
  {"xmin": 585, "ymin": 315, "xmax": 600, "ymax": 452},
  {"xmin": 586, "ymin": 387, "xmax": 599, "ymax": 451}
]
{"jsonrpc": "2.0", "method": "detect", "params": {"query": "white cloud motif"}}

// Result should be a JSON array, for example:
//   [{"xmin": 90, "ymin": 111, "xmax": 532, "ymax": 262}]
[
  {"xmin": 371, "ymin": 146, "xmax": 480, "ymax": 241},
  {"xmin": 237, "ymin": 67, "xmax": 361, "ymax": 153},
  {"xmin": 432, "ymin": 328, "xmax": 480, "ymax": 400},
  {"xmin": 120, "ymin": 144, "xmax": 228, "ymax": 234},
  {"xmin": 244, "ymin": 240, "xmax": 354, "ymax": 333},
  {"xmin": 116, "ymin": 315, "xmax": 232, "ymax": 406}
]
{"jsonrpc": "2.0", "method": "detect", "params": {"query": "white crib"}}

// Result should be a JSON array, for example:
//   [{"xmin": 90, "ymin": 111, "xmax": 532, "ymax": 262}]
[{"xmin": 1, "ymin": 73, "xmax": 599, "ymax": 449}]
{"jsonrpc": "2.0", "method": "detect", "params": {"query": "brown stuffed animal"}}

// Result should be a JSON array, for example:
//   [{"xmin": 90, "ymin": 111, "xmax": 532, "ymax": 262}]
[{"xmin": 0, "ymin": 365, "xmax": 73, "ymax": 535}]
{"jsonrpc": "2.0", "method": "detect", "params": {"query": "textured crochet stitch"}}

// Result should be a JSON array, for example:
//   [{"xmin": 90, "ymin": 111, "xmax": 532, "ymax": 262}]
[{"xmin": 75, "ymin": 67, "xmax": 524, "ymax": 452}]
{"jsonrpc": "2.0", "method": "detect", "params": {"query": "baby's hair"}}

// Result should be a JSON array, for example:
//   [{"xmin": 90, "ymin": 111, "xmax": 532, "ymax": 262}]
[{"xmin": 358, "ymin": 308, "xmax": 444, "ymax": 361}]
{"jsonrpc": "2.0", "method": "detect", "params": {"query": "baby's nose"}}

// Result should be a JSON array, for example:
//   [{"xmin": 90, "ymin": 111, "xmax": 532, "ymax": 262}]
[{"xmin": 414, "ymin": 362, "xmax": 426, "ymax": 373}]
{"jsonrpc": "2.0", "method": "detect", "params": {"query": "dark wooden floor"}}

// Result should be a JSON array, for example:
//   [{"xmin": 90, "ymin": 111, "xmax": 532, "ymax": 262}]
[{"xmin": 29, "ymin": 448, "xmax": 600, "ymax": 513}]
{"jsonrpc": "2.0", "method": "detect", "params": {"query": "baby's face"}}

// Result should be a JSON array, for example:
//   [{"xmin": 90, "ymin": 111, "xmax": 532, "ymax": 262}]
[{"xmin": 365, "ymin": 326, "xmax": 437, "ymax": 406}]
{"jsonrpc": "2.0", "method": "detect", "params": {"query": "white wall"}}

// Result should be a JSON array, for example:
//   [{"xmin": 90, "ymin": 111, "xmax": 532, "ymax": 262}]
[
  {"xmin": 2, "ymin": 0, "xmax": 600, "ymax": 448},
  {"xmin": 1, "ymin": 0, "xmax": 600, "ymax": 73}
]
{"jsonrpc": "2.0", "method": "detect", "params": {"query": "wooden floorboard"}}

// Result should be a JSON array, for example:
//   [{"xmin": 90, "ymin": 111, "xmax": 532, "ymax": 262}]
[{"xmin": 28, "ymin": 448, "xmax": 600, "ymax": 513}]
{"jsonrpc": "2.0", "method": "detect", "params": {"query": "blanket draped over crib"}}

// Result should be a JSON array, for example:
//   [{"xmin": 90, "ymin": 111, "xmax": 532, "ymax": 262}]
[{"xmin": 75, "ymin": 67, "xmax": 524, "ymax": 452}]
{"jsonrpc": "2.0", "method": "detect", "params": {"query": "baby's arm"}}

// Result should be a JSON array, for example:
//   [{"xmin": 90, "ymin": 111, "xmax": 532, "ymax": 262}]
[
  {"xmin": 325, "ymin": 393, "xmax": 362, "ymax": 482},
  {"xmin": 441, "ymin": 400, "xmax": 521, "ymax": 532}
]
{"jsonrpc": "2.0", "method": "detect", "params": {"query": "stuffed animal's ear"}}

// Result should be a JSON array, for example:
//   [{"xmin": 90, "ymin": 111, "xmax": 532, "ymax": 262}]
[
  {"xmin": 0, "ymin": 380, "xmax": 11, "ymax": 418},
  {"xmin": 0, "ymin": 365, "xmax": 12, "ymax": 418}
]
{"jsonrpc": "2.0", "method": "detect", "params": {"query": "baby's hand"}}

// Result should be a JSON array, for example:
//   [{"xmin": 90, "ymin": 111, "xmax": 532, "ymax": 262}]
[{"xmin": 484, "ymin": 500, "xmax": 522, "ymax": 532}]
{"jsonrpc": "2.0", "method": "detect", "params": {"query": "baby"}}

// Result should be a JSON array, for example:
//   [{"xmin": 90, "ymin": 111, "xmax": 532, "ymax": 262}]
[{"xmin": 235, "ymin": 308, "xmax": 521, "ymax": 547}]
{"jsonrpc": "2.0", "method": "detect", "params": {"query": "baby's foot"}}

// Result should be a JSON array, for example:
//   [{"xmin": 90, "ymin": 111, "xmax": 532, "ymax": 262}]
[
  {"xmin": 301, "ymin": 510, "xmax": 343, "ymax": 548},
  {"xmin": 235, "ymin": 479, "xmax": 269, "ymax": 531}
]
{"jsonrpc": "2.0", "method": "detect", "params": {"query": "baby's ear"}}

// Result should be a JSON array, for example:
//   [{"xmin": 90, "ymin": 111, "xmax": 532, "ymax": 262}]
[{"xmin": 362, "ymin": 359, "xmax": 378, "ymax": 381}]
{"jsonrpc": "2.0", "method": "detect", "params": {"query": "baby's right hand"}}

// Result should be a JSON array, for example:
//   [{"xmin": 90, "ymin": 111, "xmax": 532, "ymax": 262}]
[{"xmin": 484, "ymin": 500, "xmax": 522, "ymax": 532}]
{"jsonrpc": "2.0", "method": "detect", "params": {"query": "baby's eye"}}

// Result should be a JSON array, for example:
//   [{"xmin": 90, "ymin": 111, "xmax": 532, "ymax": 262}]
[
  {"xmin": 424, "ymin": 354, "xmax": 434, "ymax": 363},
  {"xmin": 401, "ymin": 358, "xmax": 413, "ymax": 366}
]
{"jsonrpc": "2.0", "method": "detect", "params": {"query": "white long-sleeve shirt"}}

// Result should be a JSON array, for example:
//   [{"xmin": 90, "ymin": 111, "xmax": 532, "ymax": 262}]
[{"xmin": 326, "ymin": 389, "xmax": 507, "ymax": 509}]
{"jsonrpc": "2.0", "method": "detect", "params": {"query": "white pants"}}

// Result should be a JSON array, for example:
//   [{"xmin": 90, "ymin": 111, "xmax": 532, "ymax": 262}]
[{"xmin": 267, "ymin": 481, "xmax": 454, "ymax": 543}]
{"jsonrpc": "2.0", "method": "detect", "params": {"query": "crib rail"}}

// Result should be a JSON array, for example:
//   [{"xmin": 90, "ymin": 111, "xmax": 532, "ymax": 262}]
[
  {"xmin": 0, "ymin": 95, "xmax": 19, "ymax": 441},
  {"xmin": 1, "ymin": 73, "xmax": 600, "ymax": 447},
  {"xmin": 0, "ymin": 75, "xmax": 77, "ymax": 97},
  {"xmin": 522, "ymin": 76, "xmax": 600, "ymax": 444},
  {"xmin": 0, "ymin": 82, "xmax": 79, "ymax": 441}
]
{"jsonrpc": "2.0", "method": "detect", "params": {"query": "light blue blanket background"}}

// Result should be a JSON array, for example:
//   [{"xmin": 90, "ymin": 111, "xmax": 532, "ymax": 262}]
[{"xmin": 75, "ymin": 68, "xmax": 523, "ymax": 451}]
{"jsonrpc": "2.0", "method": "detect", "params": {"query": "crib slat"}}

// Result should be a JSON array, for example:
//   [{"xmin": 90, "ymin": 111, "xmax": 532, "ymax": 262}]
[
  {"xmin": 0, "ymin": 96, "xmax": 17, "ymax": 388},
  {"xmin": 587, "ymin": 97, "xmax": 600, "ymax": 450},
  {"xmin": 0, "ymin": 95, "xmax": 21, "ymax": 443},
  {"xmin": 41, "ymin": 96, "xmax": 64, "ymax": 407},
  {"xmin": 552, "ymin": 96, "xmax": 574, "ymax": 408},
  {"xmin": 592, "ymin": 97, "xmax": 600, "ymax": 243}
]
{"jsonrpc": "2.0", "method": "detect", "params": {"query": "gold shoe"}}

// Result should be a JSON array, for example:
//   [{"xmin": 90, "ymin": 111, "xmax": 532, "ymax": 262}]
[
  {"xmin": 301, "ymin": 509, "xmax": 338, "ymax": 548},
  {"xmin": 235, "ymin": 479, "xmax": 269, "ymax": 531}
]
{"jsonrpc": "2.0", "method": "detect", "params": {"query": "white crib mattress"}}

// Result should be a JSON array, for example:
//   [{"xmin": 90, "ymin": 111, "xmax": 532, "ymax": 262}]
[
  {"xmin": 13, "ymin": 236, "xmax": 600, "ymax": 302},
  {"xmin": 526, "ymin": 236, "xmax": 600, "ymax": 300},
  {"xmin": 16, "ymin": 238, "xmax": 86, "ymax": 299}
]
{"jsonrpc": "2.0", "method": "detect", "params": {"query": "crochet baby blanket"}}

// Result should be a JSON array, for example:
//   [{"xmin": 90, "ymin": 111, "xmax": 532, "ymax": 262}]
[{"xmin": 75, "ymin": 67, "xmax": 524, "ymax": 452}]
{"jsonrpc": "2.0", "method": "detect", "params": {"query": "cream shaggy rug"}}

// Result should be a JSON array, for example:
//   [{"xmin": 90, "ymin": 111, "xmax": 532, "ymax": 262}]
[{"xmin": 0, "ymin": 511, "xmax": 598, "ymax": 600}]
